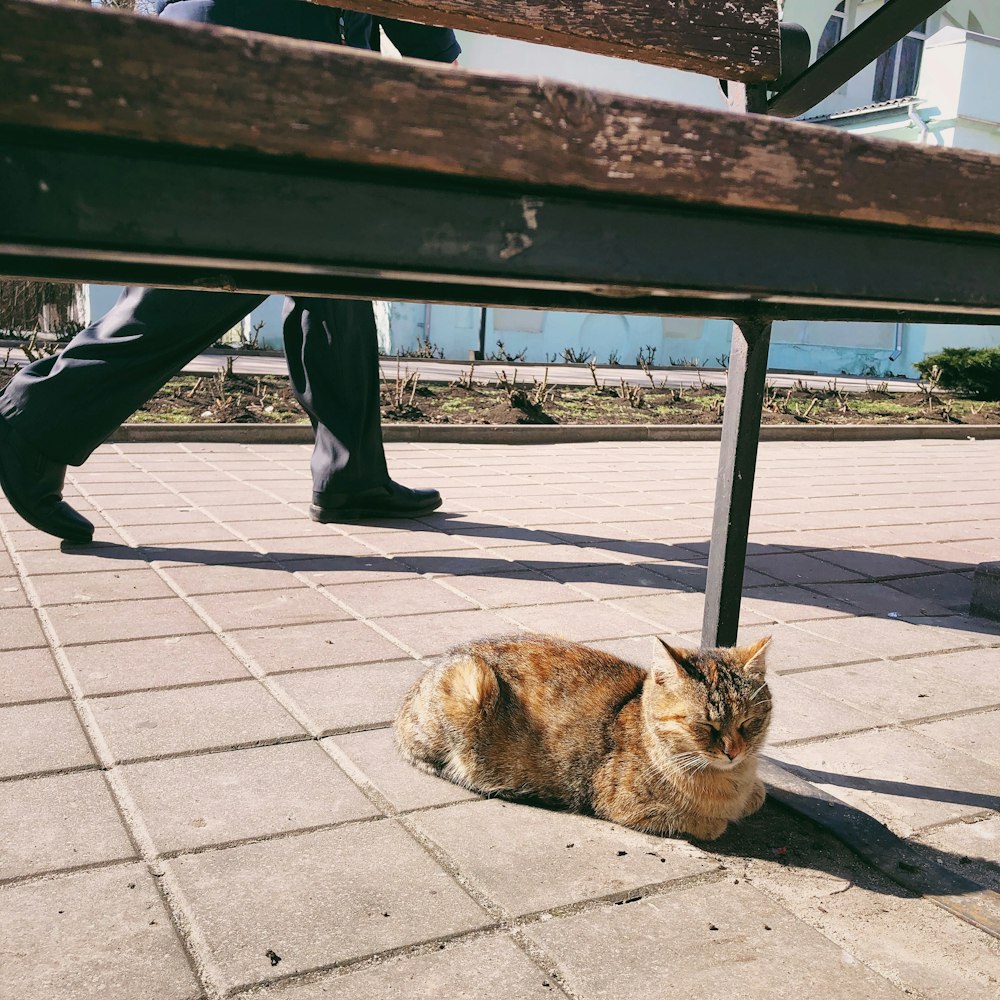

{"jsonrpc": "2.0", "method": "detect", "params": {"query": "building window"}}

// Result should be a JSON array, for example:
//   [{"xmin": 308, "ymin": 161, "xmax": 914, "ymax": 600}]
[
  {"xmin": 817, "ymin": 2, "xmax": 846, "ymax": 59},
  {"xmin": 873, "ymin": 19, "xmax": 926, "ymax": 101}
]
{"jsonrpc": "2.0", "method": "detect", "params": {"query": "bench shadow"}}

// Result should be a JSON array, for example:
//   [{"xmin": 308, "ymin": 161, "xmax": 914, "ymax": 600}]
[
  {"xmin": 65, "ymin": 513, "xmax": 997, "ymax": 638},
  {"xmin": 779, "ymin": 763, "xmax": 1000, "ymax": 813},
  {"xmin": 707, "ymin": 793, "xmax": 1000, "ymax": 900}
]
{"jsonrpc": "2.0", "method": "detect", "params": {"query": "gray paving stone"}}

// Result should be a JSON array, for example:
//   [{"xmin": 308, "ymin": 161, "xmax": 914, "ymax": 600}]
[
  {"xmin": 543, "ymin": 562, "xmax": 691, "ymax": 600},
  {"xmin": 410, "ymin": 799, "xmax": 715, "ymax": 915},
  {"xmin": 0, "ymin": 771, "xmax": 135, "ymax": 879},
  {"xmin": 711, "ymin": 623, "xmax": 875, "ymax": 673},
  {"xmin": 231, "ymin": 518, "xmax": 352, "ymax": 541},
  {"xmin": 441, "ymin": 569, "xmax": 578, "ymax": 608},
  {"xmin": 171, "ymin": 820, "xmax": 490, "ymax": 991},
  {"xmin": 0, "ymin": 606, "xmax": 47, "ymax": 650},
  {"xmin": 806, "ymin": 580, "xmax": 955, "ymax": 618},
  {"xmin": 0, "ymin": 577, "xmax": 27, "ymax": 608},
  {"xmin": 254, "ymin": 538, "xmax": 383, "ymax": 564},
  {"xmin": 0, "ymin": 647, "xmax": 66, "ymax": 704},
  {"xmin": 231, "ymin": 619, "xmax": 406, "ymax": 672},
  {"xmin": 327, "ymin": 729, "xmax": 478, "ymax": 812},
  {"xmin": 16, "ymin": 543, "xmax": 148, "ymax": 576},
  {"xmin": 744, "ymin": 551, "xmax": 868, "ymax": 585},
  {"xmin": 163, "ymin": 560, "xmax": 304, "ymax": 595},
  {"xmin": 29, "ymin": 569, "xmax": 175, "ymax": 606},
  {"xmin": 608, "ymin": 590, "xmax": 760, "ymax": 634},
  {"xmin": 486, "ymin": 542, "xmax": 621, "ymax": 569},
  {"xmin": 0, "ymin": 701, "xmax": 94, "ymax": 778},
  {"xmin": 766, "ymin": 673, "xmax": 881, "ymax": 745},
  {"xmin": 285, "ymin": 552, "xmax": 416, "ymax": 584},
  {"xmin": 772, "ymin": 728, "xmax": 1000, "ymax": 834},
  {"xmin": 123, "ymin": 520, "xmax": 239, "ymax": 546},
  {"xmin": 376, "ymin": 609, "xmax": 514, "ymax": 658},
  {"xmin": 915, "ymin": 815, "xmax": 999, "ymax": 888},
  {"xmin": 0, "ymin": 863, "xmax": 201, "ymax": 1000},
  {"xmin": 913, "ymin": 709, "xmax": 1000, "ymax": 768},
  {"xmin": 809, "ymin": 547, "xmax": 940, "ymax": 580},
  {"xmin": 794, "ymin": 615, "xmax": 976, "ymax": 659},
  {"xmin": 122, "ymin": 742, "xmax": 379, "ymax": 853},
  {"xmin": 523, "ymin": 880, "xmax": 903, "ymax": 1000},
  {"xmin": 203, "ymin": 503, "xmax": 304, "ymax": 522},
  {"xmin": 88, "ymin": 679, "xmax": 306, "ymax": 763},
  {"xmin": 150, "ymin": 541, "xmax": 272, "ymax": 567},
  {"xmin": 352, "ymin": 528, "xmax": 474, "ymax": 556},
  {"xmin": 896, "ymin": 615, "xmax": 1000, "ymax": 649},
  {"xmin": 789, "ymin": 658, "xmax": 1000, "ymax": 725},
  {"xmin": 46, "ymin": 597, "xmax": 209, "ymax": 646},
  {"xmin": 722, "ymin": 813, "xmax": 1000, "ymax": 1000},
  {"xmin": 64, "ymin": 633, "xmax": 250, "ymax": 695},
  {"xmin": 194, "ymin": 587, "xmax": 349, "ymax": 630},
  {"xmin": 740, "ymin": 584, "xmax": 856, "ymax": 623},
  {"xmin": 238, "ymin": 935, "xmax": 556, "ymax": 1000},
  {"xmin": 888, "ymin": 571, "xmax": 975, "ymax": 612},
  {"xmin": 93, "ymin": 492, "xmax": 200, "ymax": 511},
  {"xmin": 273, "ymin": 660, "xmax": 426, "ymax": 733},
  {"xmin": 502, "ymin": 600, "xmax": 660, "ymax": 642},
  {"xmin": 109, "ymin": 506, "xmax": 215, "ymax": 528},
  {"xmin": 328, "ymin": 577, "xmax": 477, "ymax": 619}
]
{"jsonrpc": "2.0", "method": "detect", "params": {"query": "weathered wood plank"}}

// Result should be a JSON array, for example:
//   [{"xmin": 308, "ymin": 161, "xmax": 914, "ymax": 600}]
[
  {"xmin": 2, "ymin": 0, "xmax": 998, "ymax": 239},
  {"xmin": 4, "ymin": 133, "xmax": 1000, "ymax": 323},
  {"xmin": 306, "ymin": 0, "xmax": 781, "ymax": 80}
]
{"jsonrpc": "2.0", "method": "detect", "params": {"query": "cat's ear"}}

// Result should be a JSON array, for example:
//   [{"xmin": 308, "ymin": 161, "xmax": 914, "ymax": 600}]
[
  {"xmin": 656, "ymin": 637, "xmax": 704, "ymax": 684},
  {"xmin": 736, "ymin": 635, "xmax": 771, "ymax": 676}
]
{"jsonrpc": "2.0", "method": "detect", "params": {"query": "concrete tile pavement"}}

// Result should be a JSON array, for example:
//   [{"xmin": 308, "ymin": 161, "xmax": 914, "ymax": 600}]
[{"xmin": 2, "ymin": 438, "xmax": 1000, "ymax": 999}]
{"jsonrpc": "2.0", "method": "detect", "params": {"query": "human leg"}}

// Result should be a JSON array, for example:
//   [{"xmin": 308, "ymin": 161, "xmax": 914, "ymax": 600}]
[
  {"xmin": 282, "ymin": 296, "xmax": 441, "ymax": 520},
  {"xmin": 0, "ymin": 287, "xmax": 263, "ymax": 540}
]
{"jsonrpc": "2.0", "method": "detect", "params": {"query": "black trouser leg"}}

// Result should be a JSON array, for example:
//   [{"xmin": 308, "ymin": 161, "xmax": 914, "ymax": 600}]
[
  {"xmin": 283, "ymin": 297, "xmax": 389, "ymax": 496},
  {"xmin": 0, "ymin": 287, "xmax": 264, "ymax": 465}
]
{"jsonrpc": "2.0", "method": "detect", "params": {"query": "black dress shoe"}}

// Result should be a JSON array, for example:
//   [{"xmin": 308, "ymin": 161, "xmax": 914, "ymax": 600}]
[
  {"xmin": 0, "ymin": 419, "xmax": 94, "ymax": 544},
  {"xmin": 310, "ymin": 480, "xmax": 442, "ymax": 522}
]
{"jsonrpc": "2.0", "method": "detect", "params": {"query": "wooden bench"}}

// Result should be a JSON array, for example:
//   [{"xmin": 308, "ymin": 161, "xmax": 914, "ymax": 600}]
[{"xmin": 2, "ymin": 0, "xmax": 1000, "ymax": 648}]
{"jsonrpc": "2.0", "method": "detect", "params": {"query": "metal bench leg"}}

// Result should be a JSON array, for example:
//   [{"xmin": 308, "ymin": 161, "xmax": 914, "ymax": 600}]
[{"xmin": 702, "ymin": 315, "xmax": 772, "ymax": 648}]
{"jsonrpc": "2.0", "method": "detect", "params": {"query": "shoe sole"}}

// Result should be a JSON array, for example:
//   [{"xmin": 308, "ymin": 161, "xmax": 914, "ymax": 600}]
[
  {"xmin": 308, "ymin": 496, "xmax": 443, "ymax": 523},
  {"xmin": 0, "ymin": 423, "xmax": 94, "ymax": 545}
]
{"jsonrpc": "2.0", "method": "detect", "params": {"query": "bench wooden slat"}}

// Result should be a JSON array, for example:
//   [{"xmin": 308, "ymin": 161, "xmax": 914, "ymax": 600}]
[
  {"xmin": 306, "ymin": 0, "xmax": 781, "ymax": 81},
  {"xmin": 2, "ymin": 0, "xmax": 999, "ymax": 242},
  {"xmin": 5, "ymin": 133, "xmax": 1000, "ymax": 324}
]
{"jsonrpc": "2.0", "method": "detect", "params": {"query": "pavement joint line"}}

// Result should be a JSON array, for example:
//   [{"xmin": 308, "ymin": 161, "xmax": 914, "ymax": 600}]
[
  {"xmin": 155, "ymin": 813, "xmax": 391, "ymax": 863},
  {"xmin": 0, "ymin": 516, "xmax": 230, "ymax": 1000},
  {"xmin": 913, "ymin": 809, "xmax": 1000, "ymax": 836},
  {"xmin": 0, "ymin": 761, "xmax": 101, "ymax": 784},
  {"xmin": 105, "ymin": 733, "xmax": 315, "ymax": 768},
  {"xmin": 0, "ymin": 855, "xmax": 139, "ymax": 891},
  {"xmin": 222, "ymin": 925, "xmax": 542, "ymax": 1000},
  {"xmin": 81, "ymin": 673, "xmax": 256, "ymax": 700}
]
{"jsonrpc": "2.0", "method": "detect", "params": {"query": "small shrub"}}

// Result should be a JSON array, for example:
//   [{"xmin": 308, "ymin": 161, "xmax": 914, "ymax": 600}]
[
  {"xmin": 915, "ymin": 347, "xmax": 1000, "ymax": 399},
  {"xmin": 487, "ymin": 340, "xmax": 527, "ymax": 363},
  {"xmin": 397, "ymin": 334, "xmax": 444, "ymax": 360}
]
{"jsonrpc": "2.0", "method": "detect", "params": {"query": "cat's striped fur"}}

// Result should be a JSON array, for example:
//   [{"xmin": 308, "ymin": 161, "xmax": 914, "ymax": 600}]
[{"xmin": 394, "ymin": 633, "xmax": 772, "ymax": 841}]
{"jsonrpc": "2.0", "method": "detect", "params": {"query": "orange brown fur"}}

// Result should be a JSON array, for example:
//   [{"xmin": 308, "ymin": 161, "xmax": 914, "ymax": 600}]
[{"xmin": 394, "ymin": 633, "xmax": 772, "ymax": 840}]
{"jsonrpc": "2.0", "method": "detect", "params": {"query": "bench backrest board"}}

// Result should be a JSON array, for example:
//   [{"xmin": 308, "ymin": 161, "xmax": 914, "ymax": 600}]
[
  {"xmin": 3, "ymin": 0, "xmax": 997, "ymax": 242},
  {"xmin": 307, "ymin": 0, "xmax": 782, "ymax": 80}
]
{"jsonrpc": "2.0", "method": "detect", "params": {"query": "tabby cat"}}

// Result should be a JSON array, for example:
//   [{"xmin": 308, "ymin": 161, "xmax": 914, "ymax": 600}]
[{"xmin": 394, "ymin": 633, "xmax": 772, "ymax": 840}]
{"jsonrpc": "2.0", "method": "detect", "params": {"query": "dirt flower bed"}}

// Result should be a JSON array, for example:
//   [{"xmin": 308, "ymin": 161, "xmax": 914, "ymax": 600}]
[{"xmin": 3, "ymin": 363, "xmax": 1000, "ymax": 426}]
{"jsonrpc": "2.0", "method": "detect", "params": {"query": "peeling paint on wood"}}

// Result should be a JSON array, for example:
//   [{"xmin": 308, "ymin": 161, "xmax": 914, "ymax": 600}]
[{"xmin": 307, "ymin": 0, "xmax": 781, "ymax": 80}]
